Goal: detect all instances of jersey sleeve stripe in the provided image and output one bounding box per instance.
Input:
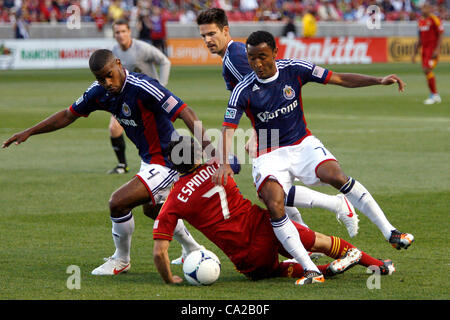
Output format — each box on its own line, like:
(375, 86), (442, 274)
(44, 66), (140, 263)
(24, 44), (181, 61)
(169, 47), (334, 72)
(127, 75), (165, 101)
(69, 105), (88, 117)
(170, 103), (187, 122)
(224, 56), (244, 82)
(153, 232), (173, 240)
(222, 122), (238, 128)
(229, 73), (255, 106)
(324, 70), (333, 84)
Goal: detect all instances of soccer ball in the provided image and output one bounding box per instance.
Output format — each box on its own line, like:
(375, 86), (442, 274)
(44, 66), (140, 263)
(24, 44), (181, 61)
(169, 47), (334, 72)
(183, 249), (221, 286)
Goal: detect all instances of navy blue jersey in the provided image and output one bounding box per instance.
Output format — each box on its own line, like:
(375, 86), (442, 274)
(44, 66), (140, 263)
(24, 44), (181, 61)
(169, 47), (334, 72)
(223, 59), (332, 155)
(222, 41), (253, 91)
(70, 70), (185, 166)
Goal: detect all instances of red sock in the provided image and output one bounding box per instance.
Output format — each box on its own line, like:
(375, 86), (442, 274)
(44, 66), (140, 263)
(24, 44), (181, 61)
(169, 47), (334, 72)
(327, 236), (382, 268)
(427, 72), (437, 94)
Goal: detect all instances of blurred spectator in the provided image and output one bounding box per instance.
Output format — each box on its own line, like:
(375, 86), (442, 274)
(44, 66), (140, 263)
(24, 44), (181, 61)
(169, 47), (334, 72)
(150, 5), (167, 55)
(240, 0), (258, 12)
(108, 0), (124, 22)
(302, 5), (317, 37)
(282, 13), (297, 38)
(137, 10), (152, 43)
(13, 9), (29, 38)
(316, 0), (342, 21)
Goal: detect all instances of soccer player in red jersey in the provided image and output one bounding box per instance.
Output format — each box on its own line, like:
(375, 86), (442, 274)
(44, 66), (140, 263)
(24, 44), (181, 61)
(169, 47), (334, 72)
(412, 2), (444, 105)
(152, 136), (396, 285)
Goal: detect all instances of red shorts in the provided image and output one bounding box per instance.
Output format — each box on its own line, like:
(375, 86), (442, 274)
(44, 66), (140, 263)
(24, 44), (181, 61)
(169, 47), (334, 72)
(236, 217), (316, 280)
(422, 47), (438, 69)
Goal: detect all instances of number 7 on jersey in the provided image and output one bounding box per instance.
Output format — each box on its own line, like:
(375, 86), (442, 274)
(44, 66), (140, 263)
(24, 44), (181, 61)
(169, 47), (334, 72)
(202, 185), (230, 220)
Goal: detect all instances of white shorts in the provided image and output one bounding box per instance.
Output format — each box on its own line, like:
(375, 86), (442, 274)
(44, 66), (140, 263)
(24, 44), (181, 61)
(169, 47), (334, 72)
(252, 136), (337, 194)
(135, 161), (178, 205)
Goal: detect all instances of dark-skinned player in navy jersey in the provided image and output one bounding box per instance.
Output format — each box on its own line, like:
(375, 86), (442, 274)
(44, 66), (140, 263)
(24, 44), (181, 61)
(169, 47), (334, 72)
(152, 136), (395, 285)
(2, 49), (215, 276)
(212, 31), (414, 283)
(196, 8), (359, 243)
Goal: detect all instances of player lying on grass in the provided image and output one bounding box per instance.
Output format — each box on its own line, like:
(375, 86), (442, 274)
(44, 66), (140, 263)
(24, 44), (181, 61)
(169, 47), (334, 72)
(212, 31), (414, 278)
(152, 136), (395, 285)
(1, 49), (215, 276)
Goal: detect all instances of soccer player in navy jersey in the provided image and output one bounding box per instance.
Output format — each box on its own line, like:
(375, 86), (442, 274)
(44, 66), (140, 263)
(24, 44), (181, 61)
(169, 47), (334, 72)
(2, 49), (212, 276)
(152, 136), (395, 285)
(196, 8), (359, 239)
(212, 31), (414, 280)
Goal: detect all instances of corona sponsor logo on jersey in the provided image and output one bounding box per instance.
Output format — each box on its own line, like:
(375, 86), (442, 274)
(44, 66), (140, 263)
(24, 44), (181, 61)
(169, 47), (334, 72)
(115, 117), (137, 127)
(257, 100), (298, 123)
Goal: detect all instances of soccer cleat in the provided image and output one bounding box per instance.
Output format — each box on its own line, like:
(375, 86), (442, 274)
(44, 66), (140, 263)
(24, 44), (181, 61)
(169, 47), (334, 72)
(171, 250), (186, 265)
(423, 94), (441, 105)
(171, 245), (205, 265)
(388, 230), (414, 250)
(378, 259), (396, 275)
(295, 270), (325, 286)
(327, 247), (362, 275)
(91, 257), (130, 275)
(335, 194), (359, 238)
(108, 163), (129, 174)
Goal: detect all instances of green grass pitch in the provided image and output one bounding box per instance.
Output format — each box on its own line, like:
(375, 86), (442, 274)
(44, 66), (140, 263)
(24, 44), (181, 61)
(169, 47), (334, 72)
(0, 63), (448, 300)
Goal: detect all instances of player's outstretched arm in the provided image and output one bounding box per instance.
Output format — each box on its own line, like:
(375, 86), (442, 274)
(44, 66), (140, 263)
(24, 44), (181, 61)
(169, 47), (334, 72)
(212, 126), (235, 186)
(328, 72), (405, 92)
(153, 239), (183, 284)
(2, 108), (78, 148)
(178, 105), (215, 158)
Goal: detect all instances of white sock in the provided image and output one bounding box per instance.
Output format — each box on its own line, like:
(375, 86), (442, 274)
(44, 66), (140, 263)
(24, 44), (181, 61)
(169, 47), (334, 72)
(271, 215), (319, 272)
(111, 212), (135, 263)
(284, 206), (309, 228)
(286, 185), (341, 213)
(341, 178), (395, 239)
(173, 219), (202, 253)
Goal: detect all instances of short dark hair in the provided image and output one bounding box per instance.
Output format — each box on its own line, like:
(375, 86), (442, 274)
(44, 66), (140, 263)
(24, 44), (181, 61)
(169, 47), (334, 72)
(168, 136), (202, 174)
(196, 8), (228, 29)
(112, 18), (130, 29)
(89, 49), (115, 72)
(246, 31), (276, 51)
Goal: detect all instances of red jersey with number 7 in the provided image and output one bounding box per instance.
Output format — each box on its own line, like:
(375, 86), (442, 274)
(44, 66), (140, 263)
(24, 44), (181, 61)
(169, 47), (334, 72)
(153, 163), (273, 266)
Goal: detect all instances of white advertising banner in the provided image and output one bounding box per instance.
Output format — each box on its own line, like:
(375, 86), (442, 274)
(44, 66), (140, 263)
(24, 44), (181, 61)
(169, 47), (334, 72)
(0, 38), (116, 70)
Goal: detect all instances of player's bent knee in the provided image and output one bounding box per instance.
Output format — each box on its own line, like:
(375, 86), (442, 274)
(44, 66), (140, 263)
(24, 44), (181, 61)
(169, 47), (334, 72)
(108, 195), (130, 218)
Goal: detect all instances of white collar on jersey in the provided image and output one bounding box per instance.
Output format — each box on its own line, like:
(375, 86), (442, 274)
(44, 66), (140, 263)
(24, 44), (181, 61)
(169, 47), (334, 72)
(120, 68), (129, 93)
(256, 65), (279, 84)
(221, 39), (234, 62)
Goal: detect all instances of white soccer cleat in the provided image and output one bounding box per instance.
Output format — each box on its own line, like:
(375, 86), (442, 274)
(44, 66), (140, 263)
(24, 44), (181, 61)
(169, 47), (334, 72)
(335, 194), (359, 238)
(171, 247), (187, 265)
(91, 257), (130, 275)
(328, 247), (362, 275)
(171, 245), (205, 265)
(423, 94), (441, 105)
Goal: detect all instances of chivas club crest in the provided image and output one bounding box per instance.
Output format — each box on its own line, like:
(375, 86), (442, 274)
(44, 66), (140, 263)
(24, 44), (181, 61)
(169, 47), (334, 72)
(122, 102), (131, 116)
(283, 85), (295, 100)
